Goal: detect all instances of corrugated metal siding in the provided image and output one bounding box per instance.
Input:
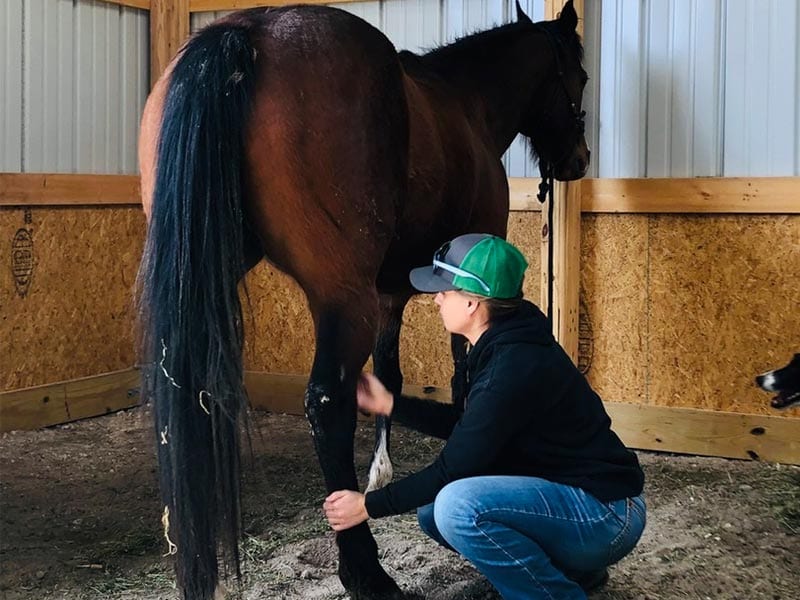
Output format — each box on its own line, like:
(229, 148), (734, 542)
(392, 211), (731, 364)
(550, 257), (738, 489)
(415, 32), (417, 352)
(723, 0), (798, 176)
(191, 0), (546, 177)
(597, 0), (799, 177)
(1, 1), (23, 172)
(3, 0), (148, 174)
(582, 0), (602, 179)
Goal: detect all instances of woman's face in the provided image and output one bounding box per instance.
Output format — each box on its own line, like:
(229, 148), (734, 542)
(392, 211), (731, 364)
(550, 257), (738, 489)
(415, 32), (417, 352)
(434, 290), (474, 336)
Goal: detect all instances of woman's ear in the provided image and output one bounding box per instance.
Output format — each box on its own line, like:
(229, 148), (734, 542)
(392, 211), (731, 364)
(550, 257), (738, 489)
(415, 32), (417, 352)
(465, 298), (480, 315)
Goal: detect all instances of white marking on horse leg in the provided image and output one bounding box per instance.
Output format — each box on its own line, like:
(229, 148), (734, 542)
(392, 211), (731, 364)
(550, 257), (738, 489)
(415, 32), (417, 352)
(340, 365), (346, 382)
(365, 428), (393, 492)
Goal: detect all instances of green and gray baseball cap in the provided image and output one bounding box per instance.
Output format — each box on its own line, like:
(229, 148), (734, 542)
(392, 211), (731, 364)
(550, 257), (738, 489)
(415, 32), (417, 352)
(410, 233), (528, 299)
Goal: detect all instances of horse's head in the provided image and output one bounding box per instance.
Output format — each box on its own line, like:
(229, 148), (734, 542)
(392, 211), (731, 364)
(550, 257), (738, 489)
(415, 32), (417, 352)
(518, 1), (589, 181)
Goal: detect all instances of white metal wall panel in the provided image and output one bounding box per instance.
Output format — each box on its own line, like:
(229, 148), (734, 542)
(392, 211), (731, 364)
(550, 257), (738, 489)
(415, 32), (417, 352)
(598, 0), (799, 177)
(598, 0), (645, 178)
(331, 2), (381, 29)
(382, 0), (441, 52)
(191, 11), (232, 32)
(1, 0), (23, 172)
(723, 0), (798, 176)
(643, 0), (723, 177)
(582, 0), (602, 178)
(8, 0), (148, 174)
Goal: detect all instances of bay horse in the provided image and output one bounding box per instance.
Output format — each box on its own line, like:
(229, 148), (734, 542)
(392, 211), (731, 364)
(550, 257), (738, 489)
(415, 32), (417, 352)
(137, 2), (588, 599)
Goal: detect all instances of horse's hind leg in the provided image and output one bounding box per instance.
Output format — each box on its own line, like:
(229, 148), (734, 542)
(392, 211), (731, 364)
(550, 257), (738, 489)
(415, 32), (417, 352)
(366, 293), (411, 492)
(304, 293), (403, 599)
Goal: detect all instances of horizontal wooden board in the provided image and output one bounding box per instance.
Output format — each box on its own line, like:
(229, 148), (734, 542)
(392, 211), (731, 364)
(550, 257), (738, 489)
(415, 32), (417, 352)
(580, 177), (800, 214)
(97, 0), (151, 9)
(605, 402), (800, 466)
(4, 174), (795, 213)
(0, 369), (141, 432)
(243, 372), (800, 465)
(510, 177), (800, 212)
(0, 174), (141, 206)
(4, 369), (796, 464)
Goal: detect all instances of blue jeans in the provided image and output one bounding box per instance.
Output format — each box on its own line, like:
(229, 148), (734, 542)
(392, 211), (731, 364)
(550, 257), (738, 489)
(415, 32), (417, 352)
(417, 476), (646, 599)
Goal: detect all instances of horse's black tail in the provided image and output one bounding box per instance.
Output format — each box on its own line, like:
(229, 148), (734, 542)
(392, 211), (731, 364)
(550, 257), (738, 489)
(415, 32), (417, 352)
(136, 22), (257, 600)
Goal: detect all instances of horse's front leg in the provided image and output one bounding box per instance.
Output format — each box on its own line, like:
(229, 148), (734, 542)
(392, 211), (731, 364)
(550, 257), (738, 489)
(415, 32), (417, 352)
(366, 293), (411, 492)
(305, 302), (403, 600)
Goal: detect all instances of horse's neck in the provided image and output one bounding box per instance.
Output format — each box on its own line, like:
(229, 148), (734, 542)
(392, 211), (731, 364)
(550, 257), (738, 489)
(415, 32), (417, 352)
(412, 31), (552, 155)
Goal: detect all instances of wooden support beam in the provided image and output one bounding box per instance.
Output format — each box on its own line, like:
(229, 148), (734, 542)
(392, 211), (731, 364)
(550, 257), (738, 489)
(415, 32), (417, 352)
(150, 0), (190, 87)
(552, 181), (581, 362)
(0, 369), (141, 432)
(243, 372), (800, 465)
(541, 0), (584, 358)
(0, 173), (141, 206)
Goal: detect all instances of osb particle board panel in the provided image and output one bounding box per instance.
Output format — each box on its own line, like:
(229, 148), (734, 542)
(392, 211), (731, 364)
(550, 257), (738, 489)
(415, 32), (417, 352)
(647, 215), (800, 415)
(581, 215), (649, 405)
(1, 207), (146, 391)
(242, 212), (543, 389)
(242, 262), (315, 374)
(581, 214), (800, 417)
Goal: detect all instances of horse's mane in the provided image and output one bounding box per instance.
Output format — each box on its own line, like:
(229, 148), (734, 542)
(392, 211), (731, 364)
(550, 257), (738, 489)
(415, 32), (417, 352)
(407, 19), (583, 81)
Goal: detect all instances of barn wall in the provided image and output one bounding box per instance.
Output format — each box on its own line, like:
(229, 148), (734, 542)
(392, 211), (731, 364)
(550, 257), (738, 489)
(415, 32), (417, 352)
(596, 0), (799, 177)
(0, 206), (145, 390)
(0, 0), (149, 174)
(581, 213), (800, 416)
(236, 210), (800, 418)
(1, 0), (797, 430)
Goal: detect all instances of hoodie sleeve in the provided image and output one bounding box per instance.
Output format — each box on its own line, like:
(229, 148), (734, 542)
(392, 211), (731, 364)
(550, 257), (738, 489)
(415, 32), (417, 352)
(365, 355), (533, 518)
(391, 393), (461, 439)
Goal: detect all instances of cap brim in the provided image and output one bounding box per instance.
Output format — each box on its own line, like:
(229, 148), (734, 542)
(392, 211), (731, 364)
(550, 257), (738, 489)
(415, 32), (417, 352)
(409, 266), (459, 293)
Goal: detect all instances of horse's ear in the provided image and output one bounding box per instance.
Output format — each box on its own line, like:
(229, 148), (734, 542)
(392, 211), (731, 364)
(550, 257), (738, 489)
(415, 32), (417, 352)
(558, 0), (579, 33)
(516, 0), (533, 25)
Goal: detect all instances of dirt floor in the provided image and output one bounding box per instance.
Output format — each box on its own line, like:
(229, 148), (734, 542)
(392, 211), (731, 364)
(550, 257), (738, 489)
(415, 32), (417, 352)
(1, 407), (798, 600)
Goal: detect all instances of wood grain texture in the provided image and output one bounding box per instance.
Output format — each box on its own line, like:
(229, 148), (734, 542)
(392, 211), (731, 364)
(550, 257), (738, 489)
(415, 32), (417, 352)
(582, 178), (800, 214)
(0, 174), (141, 206)
(97, 0), (151, 10)
(0, 369), (140, 432)
(1, 207), (146, 390)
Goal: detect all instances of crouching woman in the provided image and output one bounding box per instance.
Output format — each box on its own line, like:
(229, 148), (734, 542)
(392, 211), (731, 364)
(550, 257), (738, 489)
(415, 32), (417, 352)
(324, 234), (646, 599)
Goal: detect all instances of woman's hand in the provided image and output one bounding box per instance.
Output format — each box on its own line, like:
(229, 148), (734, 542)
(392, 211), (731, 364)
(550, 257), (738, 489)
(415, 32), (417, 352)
(323, 490), (369, 531)
(356, 372), (394, 416)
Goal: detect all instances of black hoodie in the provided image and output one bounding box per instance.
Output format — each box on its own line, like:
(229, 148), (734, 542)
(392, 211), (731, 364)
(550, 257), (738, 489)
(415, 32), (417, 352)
(365, 300), (644, 518)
